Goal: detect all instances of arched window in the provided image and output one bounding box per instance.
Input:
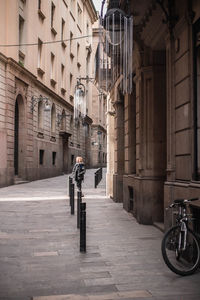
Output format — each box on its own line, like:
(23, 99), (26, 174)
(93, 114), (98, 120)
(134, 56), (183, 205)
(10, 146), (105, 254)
(38, 99), (43, 129)
(61, 109), (66, 131)
(51, 103), (56, 133)
(70, 115), (73, 129)
(77, 120), (80, 141)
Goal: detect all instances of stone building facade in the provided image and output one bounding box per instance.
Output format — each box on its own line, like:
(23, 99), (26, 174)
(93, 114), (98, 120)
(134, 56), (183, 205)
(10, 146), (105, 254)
(90, 22), (107, 169)
(0, 0), (97, 187)
(104, 0), (200, 230)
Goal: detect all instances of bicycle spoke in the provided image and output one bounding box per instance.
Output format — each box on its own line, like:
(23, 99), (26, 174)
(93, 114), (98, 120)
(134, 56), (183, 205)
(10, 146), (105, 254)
(162, 226), (200, 276)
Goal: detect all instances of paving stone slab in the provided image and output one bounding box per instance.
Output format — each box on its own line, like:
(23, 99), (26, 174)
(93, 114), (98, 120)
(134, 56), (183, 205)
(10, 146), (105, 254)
(0, 169), (200, 299)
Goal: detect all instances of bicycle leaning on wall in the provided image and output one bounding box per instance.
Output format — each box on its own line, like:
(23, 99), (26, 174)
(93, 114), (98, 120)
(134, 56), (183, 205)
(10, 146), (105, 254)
(161, 197), (200, 276)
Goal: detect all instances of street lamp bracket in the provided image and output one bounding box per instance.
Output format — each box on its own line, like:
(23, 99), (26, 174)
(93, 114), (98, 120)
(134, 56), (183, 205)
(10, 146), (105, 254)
(57, 112), (71, 126)
(31, 96), (51, 113)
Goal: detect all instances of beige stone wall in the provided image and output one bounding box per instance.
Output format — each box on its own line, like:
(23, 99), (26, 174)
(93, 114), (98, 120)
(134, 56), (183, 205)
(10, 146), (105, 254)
(163, 5), (200, 228)
(0, 0), (97, 187)
(106, 94), (115, 197)
(106, 0), (200, 227)
(124, 92), (136, 175)
(174, 20), (191, 181)
(0, 55), (10, 186)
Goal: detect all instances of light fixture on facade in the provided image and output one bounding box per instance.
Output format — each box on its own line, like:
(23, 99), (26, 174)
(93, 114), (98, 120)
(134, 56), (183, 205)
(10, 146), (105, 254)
(31, 96), (51, 113)
(74, 79), (86, 121)
(74, 76), (99, 126)
(57, 112), (70, 126)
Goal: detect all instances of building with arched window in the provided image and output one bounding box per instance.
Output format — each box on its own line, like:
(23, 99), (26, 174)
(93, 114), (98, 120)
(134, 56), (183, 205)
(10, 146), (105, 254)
(0, 0), (97, 187)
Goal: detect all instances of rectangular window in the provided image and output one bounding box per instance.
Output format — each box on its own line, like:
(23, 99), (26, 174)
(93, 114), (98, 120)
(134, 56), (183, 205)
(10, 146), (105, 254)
(77, 43), (81, 71)
(194, 19), (200, 180)
(128, 186), (134, 213)
(61, 18), (65, 41)
(38, 39), (42, 68)
(196, 47), (200, 179)
(98, 152), (101, 163)
(61, 64), (65, 89)
(19, 15), (24, 50)
(77, 42), (80, 58)
(51, 52), (55, 79)
(52, 152), (56, 165)
(38, 0), (41, 9)
(70, 31), (73, 54)
(70, 73), (73, 95)
(77, 4), (82, 28)
(71, 154), (74, 165)
(71, 0), (75, 15)
(86, 22), (89, 43)
(51, 2), (55, 28)
(39, 149), (44, 165)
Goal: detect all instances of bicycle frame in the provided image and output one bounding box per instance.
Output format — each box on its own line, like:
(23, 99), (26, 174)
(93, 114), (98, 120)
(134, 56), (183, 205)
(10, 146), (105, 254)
(179, 220), (187, 251)
(162, 197), (200, 276)
(176, 206), (188, 251)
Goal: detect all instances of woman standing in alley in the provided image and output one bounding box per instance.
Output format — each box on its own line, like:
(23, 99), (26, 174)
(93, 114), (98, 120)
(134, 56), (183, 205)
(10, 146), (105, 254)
(72, 156), (86, 195)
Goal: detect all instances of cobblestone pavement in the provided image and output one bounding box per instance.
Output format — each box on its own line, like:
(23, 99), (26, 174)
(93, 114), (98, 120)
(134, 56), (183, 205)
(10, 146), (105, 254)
(0, 169), (199, 300)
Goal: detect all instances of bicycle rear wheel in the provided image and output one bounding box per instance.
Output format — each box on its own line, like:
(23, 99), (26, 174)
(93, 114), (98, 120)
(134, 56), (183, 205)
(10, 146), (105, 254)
(161, 225), (200, 276)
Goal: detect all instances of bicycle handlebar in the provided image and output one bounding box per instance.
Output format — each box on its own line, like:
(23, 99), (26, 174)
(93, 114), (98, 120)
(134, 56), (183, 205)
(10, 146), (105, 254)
(188, 197), (199, 202)
(167, 198), (199, 209)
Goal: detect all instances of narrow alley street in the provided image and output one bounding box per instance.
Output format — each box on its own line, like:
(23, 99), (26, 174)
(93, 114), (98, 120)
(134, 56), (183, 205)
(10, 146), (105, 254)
(0, 169), (199, 300)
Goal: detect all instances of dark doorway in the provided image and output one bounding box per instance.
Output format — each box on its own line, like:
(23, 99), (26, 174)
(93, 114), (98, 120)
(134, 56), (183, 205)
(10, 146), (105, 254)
(14, 94), (25, 179)
(63, 139), (69, 173)
(14, 101), (19, 175)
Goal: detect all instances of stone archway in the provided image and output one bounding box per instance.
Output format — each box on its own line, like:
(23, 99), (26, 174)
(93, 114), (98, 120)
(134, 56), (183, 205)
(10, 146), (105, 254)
(14, 94), (25, 178)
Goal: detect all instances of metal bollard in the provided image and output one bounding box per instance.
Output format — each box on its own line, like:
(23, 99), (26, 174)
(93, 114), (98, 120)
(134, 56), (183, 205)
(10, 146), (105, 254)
(95, 173), (97, 188)
(69, 176), (72, 202)
(77, 191), (82, 228)
(80, 202), (86, 252)
(71, 183), (74, 215)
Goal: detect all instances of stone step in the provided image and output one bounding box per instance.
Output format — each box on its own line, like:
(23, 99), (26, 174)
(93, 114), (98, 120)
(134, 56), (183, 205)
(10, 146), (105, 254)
(33, 290), (152, 300)
(14, 176), (29, 185)
(153, 221), (164, 232)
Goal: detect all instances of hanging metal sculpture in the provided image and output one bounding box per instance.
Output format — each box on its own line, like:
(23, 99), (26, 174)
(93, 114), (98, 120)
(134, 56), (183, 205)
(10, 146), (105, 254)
(74, 80), (86, 122)
(98, 5), (133, 94)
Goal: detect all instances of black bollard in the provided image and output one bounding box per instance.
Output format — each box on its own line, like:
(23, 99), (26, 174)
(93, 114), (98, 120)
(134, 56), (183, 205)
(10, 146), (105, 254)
(95, 173), (97, 188)
(77, 191), (82, 228)
(69, 176), (72, 202)
(80, 202), (86, 252)
(71, 183), (74, 215)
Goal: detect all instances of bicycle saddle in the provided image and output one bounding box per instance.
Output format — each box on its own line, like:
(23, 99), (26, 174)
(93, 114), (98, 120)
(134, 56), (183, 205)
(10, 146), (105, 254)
(174, 199), (185, 204)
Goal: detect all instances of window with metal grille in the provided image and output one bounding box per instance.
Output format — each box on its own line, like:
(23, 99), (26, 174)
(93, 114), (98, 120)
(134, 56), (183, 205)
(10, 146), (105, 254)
(52, 152), (56, 165)
(39, 150), (44, 165)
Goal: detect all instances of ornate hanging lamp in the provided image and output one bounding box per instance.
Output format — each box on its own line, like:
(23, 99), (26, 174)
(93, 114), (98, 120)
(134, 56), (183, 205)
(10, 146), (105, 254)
(99, 1), (133, 94)
(103, 8), (126, 46)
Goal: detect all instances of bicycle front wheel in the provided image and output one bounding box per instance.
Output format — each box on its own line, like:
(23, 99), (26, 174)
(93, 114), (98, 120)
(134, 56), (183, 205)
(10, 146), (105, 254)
(161, 225), (200, 276)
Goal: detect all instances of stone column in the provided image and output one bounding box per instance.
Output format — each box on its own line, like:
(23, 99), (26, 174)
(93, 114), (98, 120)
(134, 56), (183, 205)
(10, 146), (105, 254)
(124, 92), (136, 175)
(106, 110), (115, 198)
(113, 95), (124, 203)
(136, 52), (167, 224)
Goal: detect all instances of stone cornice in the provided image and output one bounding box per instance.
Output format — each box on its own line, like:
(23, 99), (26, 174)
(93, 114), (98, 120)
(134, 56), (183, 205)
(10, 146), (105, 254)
(7, 57), (37, 81)
(93, 27), (100, 36)
(36, 78), (73, 112)
(173, 15), (189, 39)
(0, 52), (8, 63)
(83, 0), (98, 24)
(92, 124), (107, 133)
(3, 55), (74, 112)
(84, 115), (93, 124)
